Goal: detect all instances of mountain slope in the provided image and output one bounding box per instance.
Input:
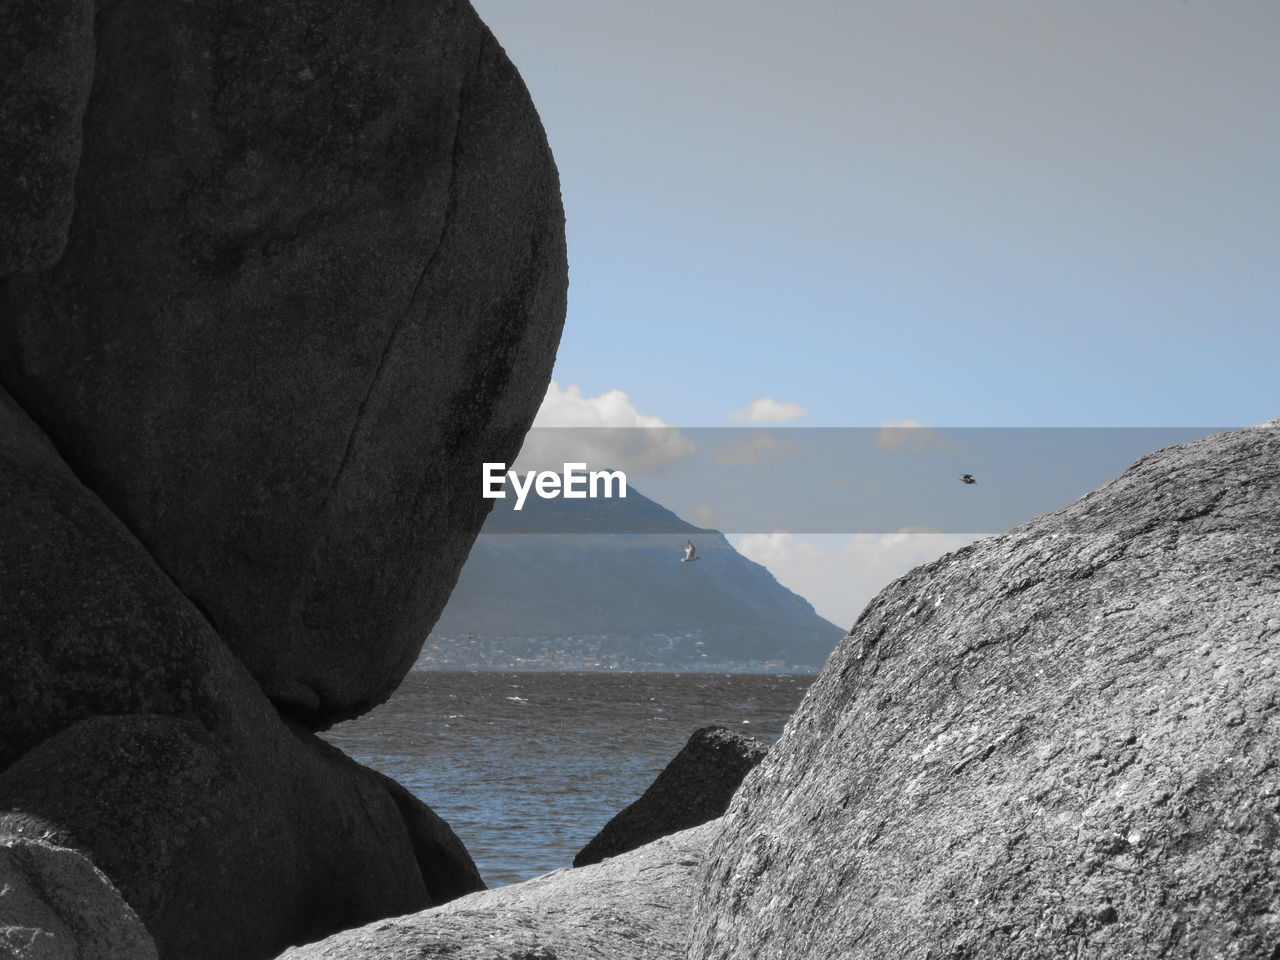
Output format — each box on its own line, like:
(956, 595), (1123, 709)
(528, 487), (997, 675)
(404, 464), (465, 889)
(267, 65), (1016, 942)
(421, 485), (842, 671)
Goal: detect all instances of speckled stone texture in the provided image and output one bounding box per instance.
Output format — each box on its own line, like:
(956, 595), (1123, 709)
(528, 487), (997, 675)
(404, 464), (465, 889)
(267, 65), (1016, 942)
(0, 837), (158, 960)
(0, 0), (567, 728)
(0, 389), (482, 960)
(575, 725), (768, 866)
(0, 0), (94, 274)
(278, 821), (718, 960)
(690, 422), (1280, 960)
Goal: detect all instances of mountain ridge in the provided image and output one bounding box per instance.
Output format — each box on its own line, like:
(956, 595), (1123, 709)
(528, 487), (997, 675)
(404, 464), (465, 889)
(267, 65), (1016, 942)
(419, 484), (842, 672)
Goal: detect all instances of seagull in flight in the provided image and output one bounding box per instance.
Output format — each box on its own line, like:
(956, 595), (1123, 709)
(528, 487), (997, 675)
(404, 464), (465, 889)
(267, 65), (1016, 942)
(681, 540), (701, 562)
(959, 474), (977, 485)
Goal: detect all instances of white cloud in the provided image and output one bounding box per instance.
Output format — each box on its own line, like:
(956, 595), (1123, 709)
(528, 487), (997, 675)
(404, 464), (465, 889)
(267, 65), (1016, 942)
(515, 381), (695, 475)
(873, 418), (951, 452)
(728, 397), (807, 423)
(730, 531), (983, 629)
(712, 431), (805, 465)
(533, 381), (668, 429)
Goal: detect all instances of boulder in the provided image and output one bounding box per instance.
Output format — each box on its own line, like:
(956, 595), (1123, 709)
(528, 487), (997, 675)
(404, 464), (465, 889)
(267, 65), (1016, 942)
(278, 821), (719, 960)
(0, 386), (257, 773)
(0, 0), (94, 274)
(0, 0), (567, 727)
(690, 422), (1280, 960)
(0, 388), (482, 960)
(367, 770), (488, 906)
(574, 725), (768, 866)
(0, 837), (158, 960)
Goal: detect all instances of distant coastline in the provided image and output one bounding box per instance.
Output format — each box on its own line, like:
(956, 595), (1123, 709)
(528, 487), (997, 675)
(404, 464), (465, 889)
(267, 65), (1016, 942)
(416, 633), (823, 675)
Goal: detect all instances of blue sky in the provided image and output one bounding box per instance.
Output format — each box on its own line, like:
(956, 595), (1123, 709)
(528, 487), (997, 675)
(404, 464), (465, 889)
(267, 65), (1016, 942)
(473, 1), (1279, 625)
(474, 0), (1277, 429)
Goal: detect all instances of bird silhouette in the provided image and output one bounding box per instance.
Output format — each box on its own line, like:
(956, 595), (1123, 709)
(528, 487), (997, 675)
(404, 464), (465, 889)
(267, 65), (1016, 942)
(959, 474), (977, 485)
(681, 540), (701, 562)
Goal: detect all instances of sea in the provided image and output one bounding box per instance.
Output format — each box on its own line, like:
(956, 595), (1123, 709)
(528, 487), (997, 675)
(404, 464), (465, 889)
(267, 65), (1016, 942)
(322, 670), (815, 887)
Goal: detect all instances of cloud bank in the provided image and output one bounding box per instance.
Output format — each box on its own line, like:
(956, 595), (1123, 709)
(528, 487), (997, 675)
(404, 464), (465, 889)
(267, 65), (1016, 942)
(534, 381), (670, 430)
(873, 418), (952, 452)
(515, 381), (695, 475)
(728, 397), (807, 423)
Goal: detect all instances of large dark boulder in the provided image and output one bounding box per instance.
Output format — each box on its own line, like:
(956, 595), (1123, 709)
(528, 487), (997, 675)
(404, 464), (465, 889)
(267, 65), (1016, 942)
(0, 388), (482, 960)
(691, 422), (1280, 960)
(0, 386), (255, 773)
(575, 725), (768, 867)
(0, 0), (567, 727)
(0, 0), (94, 274)
(279, 821), (719, 960)
(0, 717), (462, 960)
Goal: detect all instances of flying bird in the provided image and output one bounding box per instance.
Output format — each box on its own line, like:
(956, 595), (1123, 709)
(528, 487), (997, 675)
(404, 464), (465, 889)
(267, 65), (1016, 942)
(681, 540), (701, 562)
(959, 474), (977, 485)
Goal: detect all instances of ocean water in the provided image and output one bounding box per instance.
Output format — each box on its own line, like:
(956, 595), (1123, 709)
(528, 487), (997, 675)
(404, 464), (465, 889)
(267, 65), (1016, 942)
(322, 670), (815, 887)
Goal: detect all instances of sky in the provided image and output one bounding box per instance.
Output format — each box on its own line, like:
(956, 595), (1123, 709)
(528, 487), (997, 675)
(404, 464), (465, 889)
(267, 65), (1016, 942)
(473, 0), (1280, 627)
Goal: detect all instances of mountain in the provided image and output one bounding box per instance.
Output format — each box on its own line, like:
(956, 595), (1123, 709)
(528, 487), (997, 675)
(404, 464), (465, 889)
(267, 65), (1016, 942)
(419, 484), (843, 672)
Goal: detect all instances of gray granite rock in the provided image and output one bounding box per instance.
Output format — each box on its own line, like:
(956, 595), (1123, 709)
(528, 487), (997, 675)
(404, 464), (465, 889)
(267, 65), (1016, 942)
(0, 0), (567, 727)
(0, 837), (158, 960)
(575, 725), (768, 866)
(691, 422), (1280, 960)
(0, 388), (482, 960)
(278, 821), (718, 960)
(0, 0), (94, 274)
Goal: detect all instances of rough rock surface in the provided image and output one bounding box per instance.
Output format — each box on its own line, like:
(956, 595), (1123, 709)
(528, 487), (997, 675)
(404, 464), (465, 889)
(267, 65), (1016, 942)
(575, 725), (768, 866)
(691, 422), (1280, 960)
(0, 389), (482, 960)
(0, 0), (567, 727)
(0, 0), (94, 274)
(0, 386), (254, 773)
(279, 821), (718, 960)
(0, 837), (158, 960)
